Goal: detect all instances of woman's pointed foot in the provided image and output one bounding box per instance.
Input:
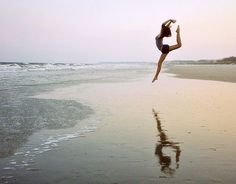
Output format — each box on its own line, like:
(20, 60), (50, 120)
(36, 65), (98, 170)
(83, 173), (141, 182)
(152, 76), (158, 83)
(176, 25), (180, 33)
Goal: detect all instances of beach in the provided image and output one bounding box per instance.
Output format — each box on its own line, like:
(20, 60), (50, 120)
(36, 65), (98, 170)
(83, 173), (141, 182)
(0, 63), (236, 184)
(166, 64), (236, 83)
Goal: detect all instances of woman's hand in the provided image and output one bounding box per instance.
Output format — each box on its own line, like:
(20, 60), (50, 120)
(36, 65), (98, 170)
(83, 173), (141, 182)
(162, 19), (176, 27)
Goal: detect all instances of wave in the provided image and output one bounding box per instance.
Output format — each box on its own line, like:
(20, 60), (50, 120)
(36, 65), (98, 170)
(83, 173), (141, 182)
(0, 62), (154, 72)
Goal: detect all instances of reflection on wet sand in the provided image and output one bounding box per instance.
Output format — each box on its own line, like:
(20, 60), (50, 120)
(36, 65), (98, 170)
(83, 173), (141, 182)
(152, 109), (181, 176)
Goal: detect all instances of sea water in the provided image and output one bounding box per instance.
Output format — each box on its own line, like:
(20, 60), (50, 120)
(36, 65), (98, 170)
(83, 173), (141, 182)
(0, 62), (154, 183)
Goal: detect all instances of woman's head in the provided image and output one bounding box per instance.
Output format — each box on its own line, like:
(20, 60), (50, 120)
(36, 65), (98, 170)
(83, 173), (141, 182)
(161, 25), (171, 38)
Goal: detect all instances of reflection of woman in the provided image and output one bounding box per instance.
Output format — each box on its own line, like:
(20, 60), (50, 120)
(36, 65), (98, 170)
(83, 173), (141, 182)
(152, 109), (181, 175)
(152, 19), (182, 82)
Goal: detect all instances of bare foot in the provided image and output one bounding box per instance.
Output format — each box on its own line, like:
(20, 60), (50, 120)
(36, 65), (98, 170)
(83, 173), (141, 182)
(152, 76), (158, 83)
(176, 25), (180, 33)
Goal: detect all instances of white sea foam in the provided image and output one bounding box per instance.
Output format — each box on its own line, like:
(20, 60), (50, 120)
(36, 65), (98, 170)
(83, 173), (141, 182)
(1, 175), (14, 179)
(2, 124), (97, 179)
(3, 167), (16, 170)
(0, 62), (153, 72)
(14, 152), (24, 155)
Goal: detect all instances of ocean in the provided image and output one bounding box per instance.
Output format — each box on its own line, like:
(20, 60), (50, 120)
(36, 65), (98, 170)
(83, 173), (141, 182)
(0, 62), (154, 183)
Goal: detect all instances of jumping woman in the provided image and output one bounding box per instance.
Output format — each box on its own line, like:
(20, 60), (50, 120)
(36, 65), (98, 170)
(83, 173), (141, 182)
(152, 19), (182, 83)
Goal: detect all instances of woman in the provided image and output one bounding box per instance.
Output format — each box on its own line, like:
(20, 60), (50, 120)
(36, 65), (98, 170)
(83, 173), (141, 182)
(152, 19), (182, 83)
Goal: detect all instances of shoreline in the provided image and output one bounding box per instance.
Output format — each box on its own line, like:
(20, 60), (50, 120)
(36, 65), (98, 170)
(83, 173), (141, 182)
(1, 64), (236, 183)
(165, 64), (236, 83)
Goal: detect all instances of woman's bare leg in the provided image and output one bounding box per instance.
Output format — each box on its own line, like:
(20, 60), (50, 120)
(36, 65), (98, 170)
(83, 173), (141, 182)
(169, 25), (182, 52)
(152, 26), (181, 83)
(152, 53), (168, 83)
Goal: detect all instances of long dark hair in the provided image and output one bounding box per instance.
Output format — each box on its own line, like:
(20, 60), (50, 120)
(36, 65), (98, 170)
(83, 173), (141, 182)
(160, 25), (171, 38)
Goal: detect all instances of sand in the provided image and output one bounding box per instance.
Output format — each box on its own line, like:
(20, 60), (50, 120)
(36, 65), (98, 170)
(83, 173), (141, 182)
(165, 64), (236, 83)
(13, 71), (235, 184)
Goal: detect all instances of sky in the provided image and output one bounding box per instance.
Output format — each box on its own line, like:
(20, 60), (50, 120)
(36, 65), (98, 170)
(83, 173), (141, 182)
(0, 0), (236, 63)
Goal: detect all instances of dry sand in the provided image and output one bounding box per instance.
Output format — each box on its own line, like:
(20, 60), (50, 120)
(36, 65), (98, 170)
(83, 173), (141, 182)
(165, 64), (236, 83)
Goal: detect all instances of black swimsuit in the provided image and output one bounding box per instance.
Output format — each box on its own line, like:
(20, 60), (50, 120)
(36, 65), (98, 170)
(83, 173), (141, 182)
(155, 36), (169, 54)
(155, 24), (170, 54)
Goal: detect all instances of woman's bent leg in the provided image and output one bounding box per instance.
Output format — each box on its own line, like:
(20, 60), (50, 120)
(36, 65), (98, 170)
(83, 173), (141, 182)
(169, 25), (182, 52)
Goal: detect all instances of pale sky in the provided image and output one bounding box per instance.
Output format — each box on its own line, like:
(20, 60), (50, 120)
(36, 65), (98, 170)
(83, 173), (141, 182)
(1, 0), (236, 63)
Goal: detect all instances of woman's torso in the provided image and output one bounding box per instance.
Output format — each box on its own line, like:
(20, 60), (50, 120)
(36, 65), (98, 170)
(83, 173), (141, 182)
(155, 35), (163, 51)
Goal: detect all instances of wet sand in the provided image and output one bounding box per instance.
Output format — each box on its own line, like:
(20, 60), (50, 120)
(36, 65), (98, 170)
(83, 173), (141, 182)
(12, 72), (236, 184)
(165, 64), (236, 83)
